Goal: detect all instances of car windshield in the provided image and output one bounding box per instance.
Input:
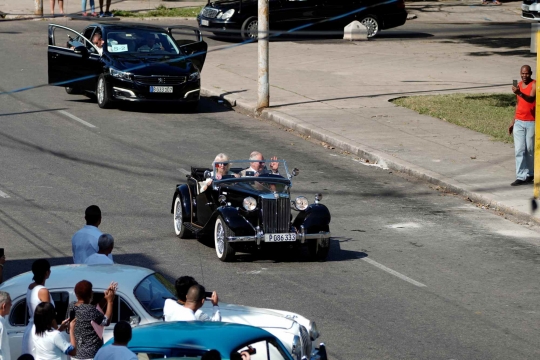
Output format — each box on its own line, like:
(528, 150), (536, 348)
(134, 273), (176, 318)
(105, 30), (180, 55)
(211, 159), (293, 181)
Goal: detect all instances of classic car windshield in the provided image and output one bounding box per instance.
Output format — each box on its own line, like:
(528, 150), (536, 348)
(105, 30), (180, 55)
(134, 273), (176, 318)
(211, 159), (293, 181)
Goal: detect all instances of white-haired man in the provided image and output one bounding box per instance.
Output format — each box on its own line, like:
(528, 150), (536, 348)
(0, 291), (12, 360)
(240, 151), (279, 177)
(85, 234), (115, 265)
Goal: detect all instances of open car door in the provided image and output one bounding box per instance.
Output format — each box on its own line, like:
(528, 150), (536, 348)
(48, 24), (102, 90)
(167, 26), (207, 71)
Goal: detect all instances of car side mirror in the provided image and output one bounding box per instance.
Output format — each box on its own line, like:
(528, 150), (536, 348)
(129, 315), (140, 327)
(73, 45), (89, 57)
(292, 168), (300, 176)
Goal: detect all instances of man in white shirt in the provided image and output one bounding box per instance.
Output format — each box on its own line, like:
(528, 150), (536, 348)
(170, 276), (221, 321)
(92, 33), (104, 56)
(163, 285), (208, 322)
(0, 291), (12, 360)
(72, 205), (113, 264)
(94, 321), (137, 360)
(240, 151), (280, 177)
(85, 234), (115, 265)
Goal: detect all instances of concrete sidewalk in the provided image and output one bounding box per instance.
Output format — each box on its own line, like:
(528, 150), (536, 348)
(199, 26), (538, 223)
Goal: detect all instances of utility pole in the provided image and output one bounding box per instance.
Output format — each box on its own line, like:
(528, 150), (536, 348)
(35, 0), (43, 16)
(257, 0), (269, 110)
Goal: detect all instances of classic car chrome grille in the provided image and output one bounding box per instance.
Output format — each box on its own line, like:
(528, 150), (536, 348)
(261, 197), (290, 233)
(299, 325), (312, 358)
(202, 7), (219, 18)
(133, 75), (187, 85)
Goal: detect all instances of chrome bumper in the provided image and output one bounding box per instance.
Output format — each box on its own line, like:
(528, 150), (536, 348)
(227, 230), (331, 244)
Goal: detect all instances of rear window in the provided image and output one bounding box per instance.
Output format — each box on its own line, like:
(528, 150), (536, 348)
(134, 273), (176, 318)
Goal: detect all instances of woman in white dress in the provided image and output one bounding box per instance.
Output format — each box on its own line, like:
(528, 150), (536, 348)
(21, 259), (54, 356)
(33, 302), (76, 360)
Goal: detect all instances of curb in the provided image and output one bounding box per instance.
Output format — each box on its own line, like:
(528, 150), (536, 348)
(200, 86), (539, 225)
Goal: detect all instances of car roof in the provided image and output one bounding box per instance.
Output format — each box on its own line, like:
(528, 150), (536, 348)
(126, 321), (277, 353)
(0, 264), (154, 297)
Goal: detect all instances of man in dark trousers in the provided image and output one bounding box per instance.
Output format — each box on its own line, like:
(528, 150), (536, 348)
(99, 0), (113, 17)
(509, 65), (536, 186)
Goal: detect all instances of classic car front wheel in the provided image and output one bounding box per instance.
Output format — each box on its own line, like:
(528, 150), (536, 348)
(174, 195), (192, 239)
(308, 240), (330, 261)
(214, 216), (235, 262)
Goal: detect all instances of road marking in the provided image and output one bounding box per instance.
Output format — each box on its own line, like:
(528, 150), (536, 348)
(57, 110), (96, 128)
(178, 168), (190, 176)
(0, 190), (10, 198)
(387, 222), (422, 229)
(362, 257), (427, 288)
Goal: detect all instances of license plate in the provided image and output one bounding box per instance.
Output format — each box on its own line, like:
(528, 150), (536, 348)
(265, 233), (297, 242)
(201, 19), (209, 26)
(150, 86), (173, 93)
(522, 4), (529, 11)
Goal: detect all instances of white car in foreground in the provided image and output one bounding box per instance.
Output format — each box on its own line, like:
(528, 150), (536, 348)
(0, 264), (324, 360)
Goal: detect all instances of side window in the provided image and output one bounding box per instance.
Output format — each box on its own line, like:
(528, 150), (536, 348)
(233, 340), (288, 360)
(51, 27), (85, 49)
(91, 294), (136, 323)
(10, 300), (29, 326)
(50, 292), (70, 325)
(119, 297), (135, 322)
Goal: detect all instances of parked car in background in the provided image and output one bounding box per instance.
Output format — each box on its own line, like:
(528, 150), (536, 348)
(522, 0), (540, 20)
(197, 0), (407, 39)
(0, 265), (324, 360)
(104, 321), (328, 360)
(48, 23), (206, 110)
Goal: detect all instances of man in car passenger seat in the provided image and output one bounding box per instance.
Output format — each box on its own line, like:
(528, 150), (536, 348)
(92, 33), (104, 55)
(240, 151), (279, 177)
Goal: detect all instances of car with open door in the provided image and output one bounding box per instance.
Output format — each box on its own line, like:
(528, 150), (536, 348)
(171, 159), (331, 262)
(47, 23), (207, 110)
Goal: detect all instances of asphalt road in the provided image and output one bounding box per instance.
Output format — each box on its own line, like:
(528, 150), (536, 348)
(1, 19), (540, 359)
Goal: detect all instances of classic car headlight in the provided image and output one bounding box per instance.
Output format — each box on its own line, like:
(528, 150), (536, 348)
(294, 196), (309, 211)
(243, 197), (257, 211)
(217, 9), (235, 20)
(188, 71), (200, 81)
(308, 321), (320, 340)
(109, 68), (133, 81)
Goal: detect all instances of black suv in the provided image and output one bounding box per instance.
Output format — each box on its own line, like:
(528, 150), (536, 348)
(197, 0), (407, 39)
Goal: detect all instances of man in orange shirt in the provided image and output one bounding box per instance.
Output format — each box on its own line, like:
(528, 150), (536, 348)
(509, 65), (536, 186)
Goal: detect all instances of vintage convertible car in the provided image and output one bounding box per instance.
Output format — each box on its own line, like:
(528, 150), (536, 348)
(104, 321), (327, 360)
(0, 265), (324, 360)
(171, 160), (331, 262)
(47, 23), (207, 110)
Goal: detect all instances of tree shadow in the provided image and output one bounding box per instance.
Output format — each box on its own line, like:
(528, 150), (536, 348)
(447, 35), (533, 56)
(463, 93), (516, 107)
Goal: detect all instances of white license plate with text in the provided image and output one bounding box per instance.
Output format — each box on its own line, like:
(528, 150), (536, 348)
(265, 233), (297, 242)
(150, 86), (173, 93)
(201, 19), (209, 26)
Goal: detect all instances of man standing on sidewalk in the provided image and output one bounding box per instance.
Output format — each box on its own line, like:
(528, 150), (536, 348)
(509, 65), (536, 186)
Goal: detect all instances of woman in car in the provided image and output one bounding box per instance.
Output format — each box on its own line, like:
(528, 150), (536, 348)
(66, 280), (116, 360)
(33, 302), (77, 359)
(198, 153), (239, 193)
(21, 259), (55, 356)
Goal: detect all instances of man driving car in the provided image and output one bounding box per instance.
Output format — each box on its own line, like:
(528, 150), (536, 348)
(138, 33), (163, 52)
(240, 151), (279, 177)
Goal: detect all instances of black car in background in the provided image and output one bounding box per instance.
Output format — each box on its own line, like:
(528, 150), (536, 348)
(47, 23), (207, 110)
(197, 0), (407, 39)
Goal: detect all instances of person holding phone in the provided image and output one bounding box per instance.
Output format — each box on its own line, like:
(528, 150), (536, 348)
(509, 65), (536, 186)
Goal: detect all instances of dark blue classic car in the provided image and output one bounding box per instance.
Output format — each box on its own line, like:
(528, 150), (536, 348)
(103, 321), (326, 360)
(171, 160), (331, 262)
(47, 23), (207, 110)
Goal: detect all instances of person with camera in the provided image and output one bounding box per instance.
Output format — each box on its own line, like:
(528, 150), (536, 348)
(166, 276), (221, 322)
(163, 284), (218, 321)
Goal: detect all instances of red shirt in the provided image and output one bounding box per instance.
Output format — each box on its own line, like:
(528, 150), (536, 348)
(515, 80), (536, 121)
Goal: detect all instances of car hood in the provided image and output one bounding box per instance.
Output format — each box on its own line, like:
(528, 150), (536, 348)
(203, 301), (296, 330)
(109, 55), (194, 75)
(208, 0), (256, 10)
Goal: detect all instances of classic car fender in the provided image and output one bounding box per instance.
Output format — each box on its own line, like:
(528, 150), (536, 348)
(205, 206), (256, 237)
(293, 203), (331, 233)
(170, 184), (192, 221)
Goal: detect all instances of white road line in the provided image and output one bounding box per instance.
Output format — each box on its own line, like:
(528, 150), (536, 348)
(178, 168), (190, 176)
(362, 257), (426, 288)
(0, 190), (10, 198)
(57, 110), (96, 128)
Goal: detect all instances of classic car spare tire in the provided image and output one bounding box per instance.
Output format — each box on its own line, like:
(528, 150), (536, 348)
(96, 74), (113, 109)
(174, 195), (192, 239)
(360, 15), (379, 38)
(214, 216), (236, 262)
(308, 240), (329, 262)
(241, 17), (258, 41)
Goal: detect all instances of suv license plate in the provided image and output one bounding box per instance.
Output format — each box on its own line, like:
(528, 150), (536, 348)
(265, 233), (297, 242)
(201, 19), (209, 26)
(150, 86), (173, 93)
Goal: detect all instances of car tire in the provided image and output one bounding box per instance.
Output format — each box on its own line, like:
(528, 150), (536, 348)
(308, 239), (330, 262)
(360, 15), (379, 38)
(96, 74), (113, 109)
(240, 17), (259, 41)
(174, 195), (192, 239)
(65, 87), (81, 95)
(214, 216), (235, 262)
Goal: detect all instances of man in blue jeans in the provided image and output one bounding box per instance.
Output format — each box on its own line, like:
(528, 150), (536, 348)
(509, 65), (536, 186)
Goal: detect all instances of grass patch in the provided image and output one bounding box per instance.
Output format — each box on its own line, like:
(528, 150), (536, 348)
(391, 93), (517, 143)
(112, 5), (203, 18)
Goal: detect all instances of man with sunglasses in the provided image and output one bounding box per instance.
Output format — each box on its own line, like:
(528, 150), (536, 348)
(92, 33), (104, 55)
(240, 151), (279, 177)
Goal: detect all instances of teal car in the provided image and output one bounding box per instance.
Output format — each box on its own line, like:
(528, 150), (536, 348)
(103, 321), (327, 360)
